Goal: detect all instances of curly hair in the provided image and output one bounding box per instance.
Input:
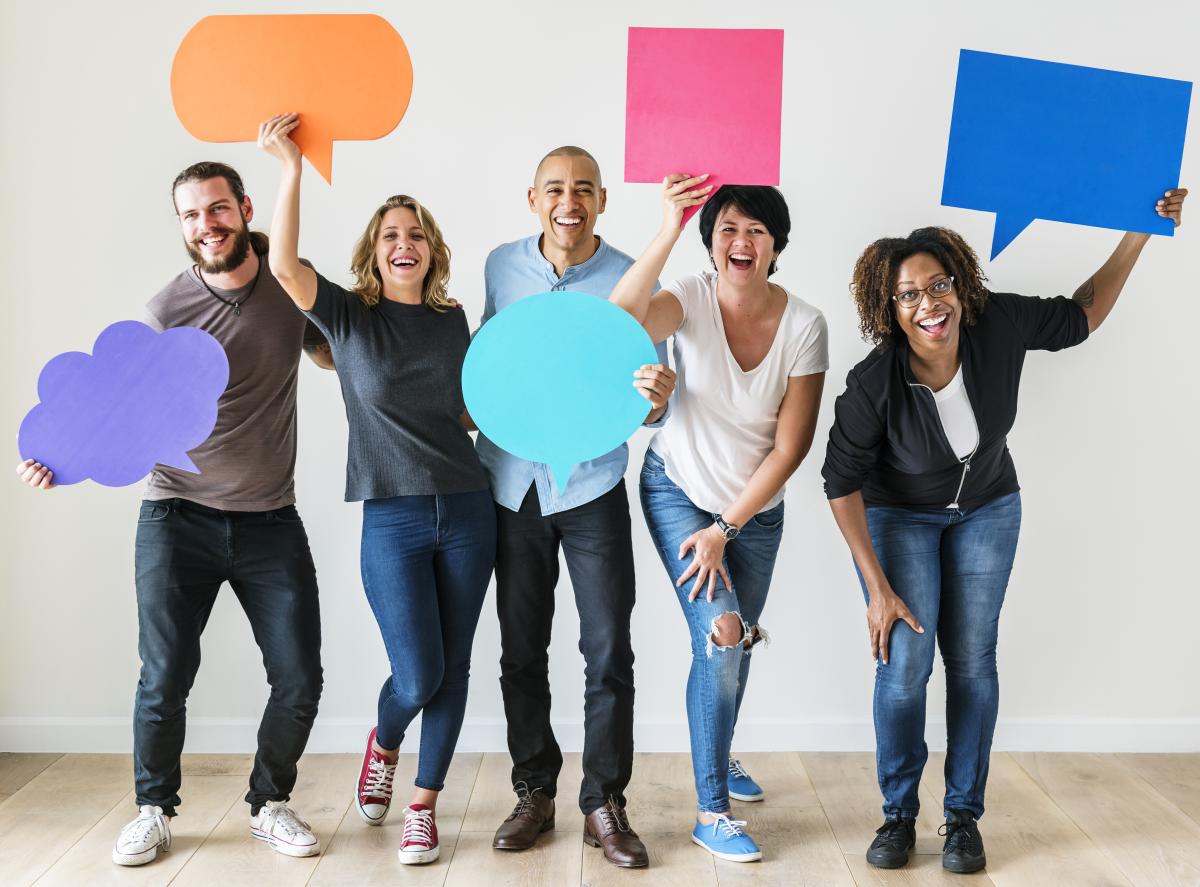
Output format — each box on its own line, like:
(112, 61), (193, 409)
(348, 195), (453, 311)
(849, 227), (989, 344)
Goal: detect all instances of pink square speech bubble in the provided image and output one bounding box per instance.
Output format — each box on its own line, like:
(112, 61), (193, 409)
(625, 27), (785, 223)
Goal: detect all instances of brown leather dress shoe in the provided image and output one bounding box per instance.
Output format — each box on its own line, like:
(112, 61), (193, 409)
(584, 798), (649, 868)
(492, 783), (555, 851)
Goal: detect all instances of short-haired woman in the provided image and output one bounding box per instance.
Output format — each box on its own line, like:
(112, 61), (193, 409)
(259, 113), (496, 866)
(822, 189), (1187, 874)
(611, 176), (828, 862)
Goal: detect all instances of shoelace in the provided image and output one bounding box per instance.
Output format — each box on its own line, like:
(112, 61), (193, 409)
(938, 818), (979, 852)
(124, 807), (171, 851)
(598, 797), (632, 833)
(261, 802), (311, 838)
(361, 756), (396, 800)
(705, 812), (749, 839)
(403, 808), (435, 848)
(728, 759), (752, 780)
(875, 818), (912, 847)
(508, 781), (543, 819)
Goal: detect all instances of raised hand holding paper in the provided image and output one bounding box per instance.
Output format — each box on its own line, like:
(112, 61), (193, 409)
(625, 27), (784, 224)
(171, 14), (413, 184)
(462, 292), (657, 492)
(18, 321), (229, 487)
(942, 49), (1192, 259)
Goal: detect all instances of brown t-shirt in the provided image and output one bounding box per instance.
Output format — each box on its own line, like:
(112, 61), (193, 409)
(142, 256), (324, 511)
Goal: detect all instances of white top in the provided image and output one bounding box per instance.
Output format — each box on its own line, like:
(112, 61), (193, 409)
(650, 272), (829, 515)
(932, 365), (979, 460)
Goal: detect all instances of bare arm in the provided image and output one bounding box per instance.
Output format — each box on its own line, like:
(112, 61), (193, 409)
(723, 373), (824, 527)
(674, 373), (823, 602)
(1073, 188), (1187, 333)
(303, 340), (335, 370)
(258, 114), (317, 311)
(609, 174), (711, 344)
(828, 491), (923, 663)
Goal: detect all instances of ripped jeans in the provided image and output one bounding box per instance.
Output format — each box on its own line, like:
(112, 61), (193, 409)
(640, 450), (784, 813)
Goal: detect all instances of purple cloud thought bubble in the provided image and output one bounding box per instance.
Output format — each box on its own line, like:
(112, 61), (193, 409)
(18, 320), (229, 486)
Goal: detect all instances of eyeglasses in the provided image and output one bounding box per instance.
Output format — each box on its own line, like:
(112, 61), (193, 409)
(893, 276), (954, 307)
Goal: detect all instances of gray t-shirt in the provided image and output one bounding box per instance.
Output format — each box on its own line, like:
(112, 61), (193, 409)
(305, 273), (488, 502)
(143, 255), (325, 510)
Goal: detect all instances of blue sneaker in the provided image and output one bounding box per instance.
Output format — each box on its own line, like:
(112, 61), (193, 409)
(691, 813), (762, 862)
(727, 759), (764, 802)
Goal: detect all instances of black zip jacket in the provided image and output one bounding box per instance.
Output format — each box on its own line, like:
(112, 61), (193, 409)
(822, 291), (1089, 511)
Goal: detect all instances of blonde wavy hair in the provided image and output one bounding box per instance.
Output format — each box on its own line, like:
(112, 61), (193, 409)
(348, 195), (453, 310)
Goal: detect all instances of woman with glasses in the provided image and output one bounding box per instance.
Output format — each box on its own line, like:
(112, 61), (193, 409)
(821, 188), (1187, 875)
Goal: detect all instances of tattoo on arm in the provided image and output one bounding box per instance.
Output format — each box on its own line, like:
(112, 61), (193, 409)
(304, 342), (332, 355)
(1072, 277), (1096, 309)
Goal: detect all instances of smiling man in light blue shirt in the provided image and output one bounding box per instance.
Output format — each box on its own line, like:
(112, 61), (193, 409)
(480, 146), (674, 868)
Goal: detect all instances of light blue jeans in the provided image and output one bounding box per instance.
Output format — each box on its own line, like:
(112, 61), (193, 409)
(640, 450), (784, 813)
(857, 491), (1021, 821)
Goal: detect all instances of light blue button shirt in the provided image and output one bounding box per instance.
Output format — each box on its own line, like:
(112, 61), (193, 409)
(476, 234), (667, 516)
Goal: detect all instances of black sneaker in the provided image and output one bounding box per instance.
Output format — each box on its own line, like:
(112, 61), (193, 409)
(940, 809), (986, 873)
(866, 817), (916, 868)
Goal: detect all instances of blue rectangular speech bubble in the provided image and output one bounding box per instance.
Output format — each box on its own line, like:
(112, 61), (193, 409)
(942, 49), (1191, 259)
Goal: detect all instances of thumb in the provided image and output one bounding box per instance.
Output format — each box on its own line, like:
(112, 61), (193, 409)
(902, 608), (924, 634)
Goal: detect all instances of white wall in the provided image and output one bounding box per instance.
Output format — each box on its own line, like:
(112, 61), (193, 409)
(2, 0), (1197, 755)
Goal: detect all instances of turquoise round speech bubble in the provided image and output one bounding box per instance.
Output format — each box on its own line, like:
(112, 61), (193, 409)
(463, 291), (658, 491)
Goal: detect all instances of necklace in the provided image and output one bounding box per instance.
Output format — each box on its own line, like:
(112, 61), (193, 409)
(197, 254), (262, 316)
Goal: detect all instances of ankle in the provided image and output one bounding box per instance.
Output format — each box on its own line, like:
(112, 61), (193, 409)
(411, 788), (439, 811)
(371, 739), (399, 762)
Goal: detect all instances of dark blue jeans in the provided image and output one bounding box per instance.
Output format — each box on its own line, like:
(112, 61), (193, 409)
(495, 481), (637, 815)
(361, 490), (496, 791)
(640, 450), (784, 814)
(133, 498), (323, 816)
(858, 491), (1022, 821)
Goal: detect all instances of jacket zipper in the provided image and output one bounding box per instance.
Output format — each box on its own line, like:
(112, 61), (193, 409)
(908, 381), (979, 510)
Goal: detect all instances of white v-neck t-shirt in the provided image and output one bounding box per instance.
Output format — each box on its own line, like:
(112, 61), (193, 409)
(932, 365), (979, 460)
(649, 272), (829, 514)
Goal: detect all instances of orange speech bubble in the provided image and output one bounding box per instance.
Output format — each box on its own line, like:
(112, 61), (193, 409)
(171, 15), (412, 183)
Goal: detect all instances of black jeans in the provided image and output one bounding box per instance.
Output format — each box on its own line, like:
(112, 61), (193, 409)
(133, 498), (322, 816)
(496, 482), (636, 815)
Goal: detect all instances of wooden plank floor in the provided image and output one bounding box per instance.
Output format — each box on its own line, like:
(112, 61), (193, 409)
(0, 751), (1196, 886)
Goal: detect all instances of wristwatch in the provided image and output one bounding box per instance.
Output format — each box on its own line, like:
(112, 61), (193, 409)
(714, 514), (740, 541)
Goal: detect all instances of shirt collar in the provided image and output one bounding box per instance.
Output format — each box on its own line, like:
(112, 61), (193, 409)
(526, 234), (609, 282)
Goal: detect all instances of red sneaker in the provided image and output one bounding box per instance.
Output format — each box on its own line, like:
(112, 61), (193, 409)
(398, 804), (439, 864)
(354, 727), (397, 826)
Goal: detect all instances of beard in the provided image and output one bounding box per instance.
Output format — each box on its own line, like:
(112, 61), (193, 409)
(185, 216), (253, 275)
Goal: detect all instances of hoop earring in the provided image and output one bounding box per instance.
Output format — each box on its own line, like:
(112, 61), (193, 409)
(768, 260), (778, 276)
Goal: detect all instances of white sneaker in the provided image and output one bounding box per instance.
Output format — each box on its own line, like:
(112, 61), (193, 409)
(112, 805), (171, 866)
(249, 800), (320, 857)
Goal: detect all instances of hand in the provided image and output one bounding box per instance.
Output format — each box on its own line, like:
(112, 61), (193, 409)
(15, 459), (55, 490)
(866, 586), (923, 664)
(677, 524), (733, 602)
(257, 113), (302, 166)
(633, 363), (676, 411)
(446, 297), (462, 309)
(660, 174), (712, 233)
(1156, 188), (1188, 227)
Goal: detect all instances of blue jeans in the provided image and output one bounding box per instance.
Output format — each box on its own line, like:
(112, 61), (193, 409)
(640, 450), (784, 813)
(859, 491), (1022, 821)
(360, 490), (496, 791)
(133, 499), (323, 817)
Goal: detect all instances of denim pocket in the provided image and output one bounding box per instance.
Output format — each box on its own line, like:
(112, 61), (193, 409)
(138, 502), (171, 522)
(639, 451), (676, 492)
(751, 502), (785, 530)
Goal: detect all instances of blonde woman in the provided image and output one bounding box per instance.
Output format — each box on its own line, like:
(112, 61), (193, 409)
(259, 113), (495, 866)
